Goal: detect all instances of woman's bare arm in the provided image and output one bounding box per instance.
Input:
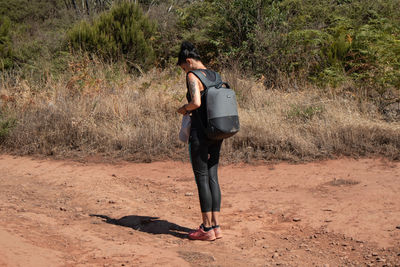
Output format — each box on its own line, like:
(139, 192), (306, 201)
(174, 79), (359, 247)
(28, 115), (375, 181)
(177, 73), (203, 114)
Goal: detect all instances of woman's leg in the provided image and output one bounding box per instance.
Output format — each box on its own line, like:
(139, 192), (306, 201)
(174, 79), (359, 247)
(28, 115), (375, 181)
(208, 140), (222, 213)
(208, 140), (222, 227)
(211, 212), (219, 226)
(189, 129), (213, 221)
(201, 212), (213, 228)
(188, 131), (219, 240)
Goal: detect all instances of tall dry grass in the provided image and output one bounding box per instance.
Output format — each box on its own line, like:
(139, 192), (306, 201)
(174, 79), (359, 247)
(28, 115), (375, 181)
(1, 57), (399, 162)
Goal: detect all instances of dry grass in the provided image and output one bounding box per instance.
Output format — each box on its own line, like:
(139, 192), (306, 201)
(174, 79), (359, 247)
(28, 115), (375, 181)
(1, 57), (399, 162)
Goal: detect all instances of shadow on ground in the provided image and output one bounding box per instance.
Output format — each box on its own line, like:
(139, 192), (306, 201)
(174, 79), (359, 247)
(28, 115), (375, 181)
(90, 214), (193, 239)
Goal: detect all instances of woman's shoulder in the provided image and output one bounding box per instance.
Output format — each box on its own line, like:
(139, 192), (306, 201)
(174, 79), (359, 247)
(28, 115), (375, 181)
(187, 72), (199, 82)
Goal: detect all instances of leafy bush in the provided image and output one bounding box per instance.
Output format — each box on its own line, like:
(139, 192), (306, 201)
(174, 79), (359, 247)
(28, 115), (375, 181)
(0, 113), (16, 144)
(287, 104), (324, 122)
(0, 0), (63, 23)
(67, 2), (156, 71)
(0, 0), (78, 77)
(177, 0), (400, 93)
(0, 16), (13, 69)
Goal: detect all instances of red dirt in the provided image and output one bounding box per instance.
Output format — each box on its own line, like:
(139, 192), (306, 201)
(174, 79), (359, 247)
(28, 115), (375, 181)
(0, 155), (399, 266)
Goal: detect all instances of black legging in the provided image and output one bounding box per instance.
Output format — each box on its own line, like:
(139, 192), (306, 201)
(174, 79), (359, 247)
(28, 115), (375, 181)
(189, 127), (223, 212)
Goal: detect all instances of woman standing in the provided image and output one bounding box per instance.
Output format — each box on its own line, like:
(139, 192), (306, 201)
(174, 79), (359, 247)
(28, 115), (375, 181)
(176, 41), (223, 241)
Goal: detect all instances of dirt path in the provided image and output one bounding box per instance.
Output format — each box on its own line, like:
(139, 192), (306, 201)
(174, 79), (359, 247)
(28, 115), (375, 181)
(0, 155), (399, 266)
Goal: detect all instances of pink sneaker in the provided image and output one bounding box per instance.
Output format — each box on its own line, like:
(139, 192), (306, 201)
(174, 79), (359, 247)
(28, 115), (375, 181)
(213, 226), (222, 239)
(188, 225), (216, 241)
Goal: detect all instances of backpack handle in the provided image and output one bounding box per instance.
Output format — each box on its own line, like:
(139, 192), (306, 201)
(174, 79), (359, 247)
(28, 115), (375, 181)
(217, 82), (230, 89)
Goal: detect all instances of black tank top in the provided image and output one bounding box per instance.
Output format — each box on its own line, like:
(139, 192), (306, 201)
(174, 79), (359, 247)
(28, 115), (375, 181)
(186, 69), (217, 129)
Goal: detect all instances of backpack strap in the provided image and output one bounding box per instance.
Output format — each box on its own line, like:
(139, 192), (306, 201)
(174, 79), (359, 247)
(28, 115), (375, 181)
(186, 70), (221, 138)
(188, 70), (222, 89)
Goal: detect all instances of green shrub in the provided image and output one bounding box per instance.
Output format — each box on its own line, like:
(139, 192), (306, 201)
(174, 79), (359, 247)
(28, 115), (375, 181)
(0, 113), (16, 144)
(0, 16), (13, 69)
(67, 2), (156, 71)
(346, 19), (400, 92)
(177, 0), (400, 93)
(0, 0), (78, 75)
(287, 104), (324, 122)
(0, 0), (62, 23)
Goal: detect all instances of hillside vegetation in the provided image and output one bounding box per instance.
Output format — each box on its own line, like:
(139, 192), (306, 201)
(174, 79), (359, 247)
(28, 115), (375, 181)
(0, 0), (399, 162)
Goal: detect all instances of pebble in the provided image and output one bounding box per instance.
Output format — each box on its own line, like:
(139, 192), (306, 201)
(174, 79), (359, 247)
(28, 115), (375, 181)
(59, 207), (67, 211)
(372, 252), (378, 256)
(396, 225), (400, 230)
(325, 219), (333, 222)
(272, 253), (279, 259)
(185, 192), (193, 196)
(293, 217), (301, 222)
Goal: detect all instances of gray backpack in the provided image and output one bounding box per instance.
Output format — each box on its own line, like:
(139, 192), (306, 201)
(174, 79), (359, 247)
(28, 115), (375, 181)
(189, 70), (240, 140)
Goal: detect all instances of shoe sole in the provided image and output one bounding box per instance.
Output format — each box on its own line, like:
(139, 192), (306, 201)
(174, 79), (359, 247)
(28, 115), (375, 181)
(188, 236), (216, 241)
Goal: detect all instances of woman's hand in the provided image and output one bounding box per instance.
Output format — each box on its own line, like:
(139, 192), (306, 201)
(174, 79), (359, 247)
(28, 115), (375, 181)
(177, 105), (188, 115)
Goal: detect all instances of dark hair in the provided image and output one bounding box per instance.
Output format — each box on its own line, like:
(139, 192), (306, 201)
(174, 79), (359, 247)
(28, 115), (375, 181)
(177, 41), (201, 65)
